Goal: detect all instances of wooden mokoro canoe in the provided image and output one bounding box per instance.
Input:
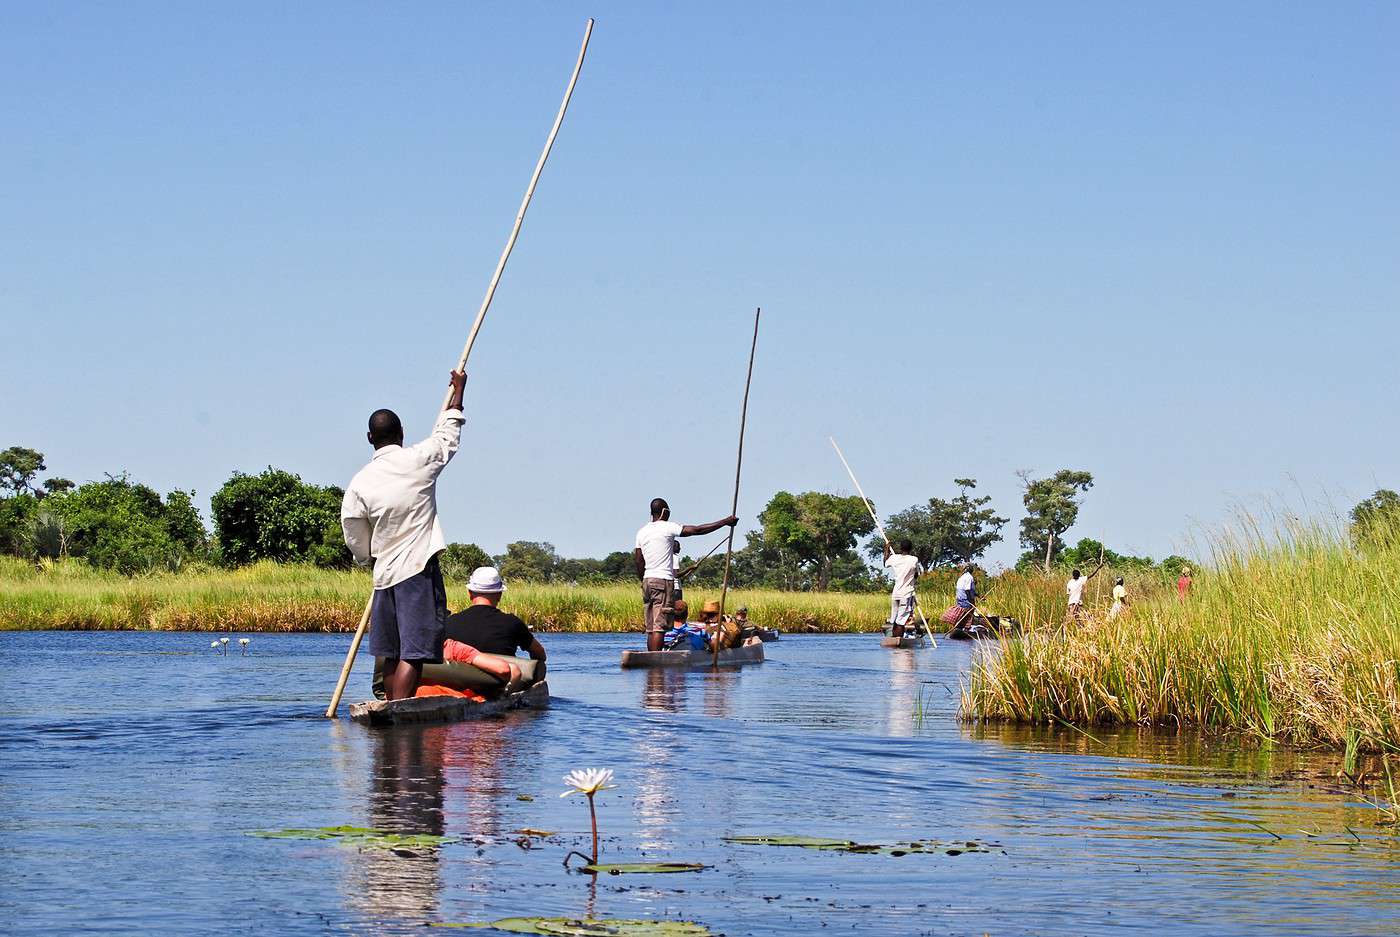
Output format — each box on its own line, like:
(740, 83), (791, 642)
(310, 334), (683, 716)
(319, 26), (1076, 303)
(880, 635), (926, 649)
(946, 615), (1021, 641)
(619, 642), (765, 669)
(349, 680), (550, 727)
(753, 628), (780, 642)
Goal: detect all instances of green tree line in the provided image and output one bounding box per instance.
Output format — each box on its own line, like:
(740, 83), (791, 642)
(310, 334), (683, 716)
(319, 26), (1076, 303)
(1, 444), (1224, 586)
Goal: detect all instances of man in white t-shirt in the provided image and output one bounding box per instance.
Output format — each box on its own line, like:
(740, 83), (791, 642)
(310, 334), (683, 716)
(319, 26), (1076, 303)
(634, 498), (737, 651)
(882, 539), (923, 638)
(1065, 569), (1088, 621)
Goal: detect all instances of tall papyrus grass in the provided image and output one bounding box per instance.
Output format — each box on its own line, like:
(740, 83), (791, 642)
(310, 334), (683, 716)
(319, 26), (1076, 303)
(0, 557), (893, 633)
(963, 514), (1400, 751)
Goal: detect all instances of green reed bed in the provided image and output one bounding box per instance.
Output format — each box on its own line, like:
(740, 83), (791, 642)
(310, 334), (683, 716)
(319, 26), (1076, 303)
(0, 557), (892, 633)
(963, 521), (1400, 751)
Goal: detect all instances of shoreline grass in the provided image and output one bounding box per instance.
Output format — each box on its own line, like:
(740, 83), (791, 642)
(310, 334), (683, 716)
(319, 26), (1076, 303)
(962, 518), (1400, 752)
(0, 557), (898, 634)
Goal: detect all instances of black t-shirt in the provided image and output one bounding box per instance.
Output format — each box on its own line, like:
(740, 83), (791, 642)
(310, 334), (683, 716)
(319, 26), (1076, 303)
(445, 603), (533, 656)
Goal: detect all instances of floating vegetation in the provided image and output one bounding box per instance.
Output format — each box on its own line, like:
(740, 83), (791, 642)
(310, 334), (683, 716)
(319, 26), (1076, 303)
(432, 918), (712, 935)
(580, 862), (707, 875)
(248, 825), (456, 851)
(513, 828), (555, 838)
(724, 835), (999, 856)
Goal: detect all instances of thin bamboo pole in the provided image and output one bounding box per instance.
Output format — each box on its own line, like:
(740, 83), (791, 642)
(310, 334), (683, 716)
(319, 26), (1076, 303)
(326, 19), (594, 718)
(829, 437), (935, 647)
(715, 308), (761, 665)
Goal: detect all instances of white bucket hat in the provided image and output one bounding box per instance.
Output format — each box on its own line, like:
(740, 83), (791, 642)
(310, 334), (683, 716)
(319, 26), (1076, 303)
(467, 566), (506, 594)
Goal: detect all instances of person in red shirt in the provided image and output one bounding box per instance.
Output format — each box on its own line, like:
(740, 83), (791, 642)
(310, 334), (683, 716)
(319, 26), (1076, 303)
(1177, 567), (1193, 599)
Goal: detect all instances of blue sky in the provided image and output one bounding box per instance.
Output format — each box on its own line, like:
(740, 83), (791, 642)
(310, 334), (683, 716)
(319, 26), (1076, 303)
(4, 2), (1397, 569)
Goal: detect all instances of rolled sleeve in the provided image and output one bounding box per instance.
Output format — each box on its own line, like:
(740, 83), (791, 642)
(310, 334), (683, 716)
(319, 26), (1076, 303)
(413, 408), (465, 470)
(340, 488), (373, 567)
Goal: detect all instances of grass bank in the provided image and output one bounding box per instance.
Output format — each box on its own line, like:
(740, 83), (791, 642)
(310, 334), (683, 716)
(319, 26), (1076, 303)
(963, 521), (1400, 752)
(0, 557), (894, 633)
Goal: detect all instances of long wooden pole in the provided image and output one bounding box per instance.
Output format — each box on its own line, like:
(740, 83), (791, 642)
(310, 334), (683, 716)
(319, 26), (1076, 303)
(829, 437), (936, 647)
(715, 308), (761, 665)
(326, 19), (594, 718)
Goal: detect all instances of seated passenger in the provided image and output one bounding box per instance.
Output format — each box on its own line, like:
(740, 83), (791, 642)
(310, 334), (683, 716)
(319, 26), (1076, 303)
(662, 599), (710, 651)
(698, 599), (746, 650)
(443, 566), (547, 692)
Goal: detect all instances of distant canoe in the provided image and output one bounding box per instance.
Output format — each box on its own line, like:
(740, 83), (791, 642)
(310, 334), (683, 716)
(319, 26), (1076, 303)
(946, 615), (1021, 641)
(619, 642), (765, 669)
(349, 680), (550, 727)
(753, 628), (780, 642)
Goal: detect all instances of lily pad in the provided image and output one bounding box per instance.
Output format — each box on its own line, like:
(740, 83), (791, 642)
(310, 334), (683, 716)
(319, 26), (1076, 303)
(580, 862), (708, 875)
(513, 828), (555, 838)
(724, 835), (855, 849)
(433, 919), (711, 935)
(725, 834), (997, 856)
(248, 826), (456, 850)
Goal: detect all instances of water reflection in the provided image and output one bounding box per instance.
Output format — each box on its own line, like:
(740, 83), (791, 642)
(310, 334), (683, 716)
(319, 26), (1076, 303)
(642, 667), (686, 713)
(884, 647), (919, 737)
(344, 727), (446, 924)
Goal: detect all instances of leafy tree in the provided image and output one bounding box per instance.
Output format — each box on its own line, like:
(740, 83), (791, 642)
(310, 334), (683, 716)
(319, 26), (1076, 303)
(0, 493), (40, 555)
(210, 468), (348, 568)
(1350, 489), (1400, 545)
(440, 542), (495, 582)
(496, 541), (559, 583)
(871, 478), (1008, 569)
(1017, 469), (1094, 571)
(42, 477), (75, 496)
(1057, 537), (1155, 572)
(0, 446), (47, 497)
(49, 475), (200, 573)
(757, 491), (875, 591)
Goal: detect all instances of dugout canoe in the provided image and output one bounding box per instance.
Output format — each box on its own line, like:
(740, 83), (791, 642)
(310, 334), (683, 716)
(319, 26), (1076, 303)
(619, 642), (765, 669)
(879, 635), (926, 649)
(753, 628), (780, 642)
(349, 680), (550, 727)
(946, 615), (1021, 641)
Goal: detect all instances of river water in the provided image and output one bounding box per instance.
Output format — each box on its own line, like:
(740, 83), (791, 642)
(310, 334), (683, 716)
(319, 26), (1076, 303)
(1, 630), (1396, 935)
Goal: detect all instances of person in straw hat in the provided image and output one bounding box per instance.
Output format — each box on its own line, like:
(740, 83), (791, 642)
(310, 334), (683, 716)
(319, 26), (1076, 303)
(443, 566), (547, 688)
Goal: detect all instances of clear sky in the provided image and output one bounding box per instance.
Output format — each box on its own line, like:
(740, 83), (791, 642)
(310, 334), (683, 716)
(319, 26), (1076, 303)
(4, 2), (1397, 569)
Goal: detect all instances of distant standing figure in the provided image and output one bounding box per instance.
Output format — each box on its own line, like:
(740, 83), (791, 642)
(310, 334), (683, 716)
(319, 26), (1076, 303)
(1108, 577), (1129, 620)
(883, 539), (924, 638)
(1177, 567), (1193, 600)
(1065, 568), (1088, 621)
(634, 498), (738, 651)
(341, 369), (466, 701)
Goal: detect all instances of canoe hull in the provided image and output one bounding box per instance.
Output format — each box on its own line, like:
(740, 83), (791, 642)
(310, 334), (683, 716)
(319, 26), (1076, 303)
(879, 635), (926, 649)
(349, 680), (550, 727)
(754, 628), (780, 642)
(620, 642), (765, 669)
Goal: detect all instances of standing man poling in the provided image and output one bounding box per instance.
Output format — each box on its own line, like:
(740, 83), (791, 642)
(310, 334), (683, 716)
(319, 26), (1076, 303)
(634, 498), (737, 651)
(882, 539), (923, 638)
(342, 369), (467, 701)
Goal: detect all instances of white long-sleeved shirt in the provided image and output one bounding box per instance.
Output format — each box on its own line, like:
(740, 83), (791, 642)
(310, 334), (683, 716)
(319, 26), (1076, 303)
(341, 408), (464, 590)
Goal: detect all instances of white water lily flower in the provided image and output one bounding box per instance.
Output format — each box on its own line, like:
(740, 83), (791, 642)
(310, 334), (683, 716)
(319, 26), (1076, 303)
(210, 641), (219, 649)
(238, 638), (250, 646)
(561, 768), (616, 797)
(220, 637), (230, 644)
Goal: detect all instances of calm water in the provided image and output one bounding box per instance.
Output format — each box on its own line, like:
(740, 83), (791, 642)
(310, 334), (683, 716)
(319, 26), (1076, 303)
(1, 630), (1396, 935)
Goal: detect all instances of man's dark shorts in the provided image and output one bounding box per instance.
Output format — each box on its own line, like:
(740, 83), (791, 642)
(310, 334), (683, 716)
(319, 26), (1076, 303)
(369, 555), (447, 662)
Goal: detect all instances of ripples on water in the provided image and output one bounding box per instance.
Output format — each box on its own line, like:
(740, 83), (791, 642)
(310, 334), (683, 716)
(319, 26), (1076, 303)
(1, 631), (1396, 935)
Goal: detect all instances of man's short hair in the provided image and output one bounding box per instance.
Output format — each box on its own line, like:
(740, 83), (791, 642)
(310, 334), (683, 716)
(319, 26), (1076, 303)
(650, 497), (668, 517)
(1071, 569), (1081, 578)
(898, 539), (913, 554)
(368, 409), (403, 445)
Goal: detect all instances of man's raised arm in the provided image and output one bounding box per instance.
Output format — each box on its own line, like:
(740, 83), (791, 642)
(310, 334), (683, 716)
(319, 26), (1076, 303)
(680, 515), (739, 537)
